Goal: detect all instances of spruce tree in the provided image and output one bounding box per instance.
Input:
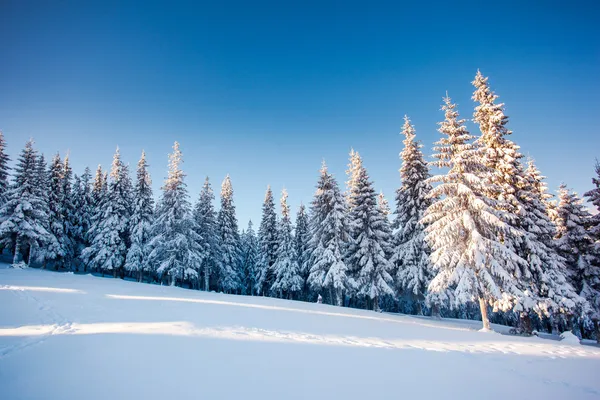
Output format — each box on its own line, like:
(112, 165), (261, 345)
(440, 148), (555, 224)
(256, 186), (278, 295)
(0, 132), (11, 206)
(555, 185), (599, 318)
(271, 189), (303, 298)
(240, 220), (258, 295)
(584, 160), (600, 340)
(307, 162), (352, 306)
(294, 203), (311, 300)
(46, 153), (68, 268)
(148, 142), (203, 286)
(217, 175), (241, 292)
(82, 148), (132, 277)
(125, 151), (155, 282)
(71, 167), (93, 267)
(194, 177), (220, 291)
(424, 96), (525, 330)
(61, 155), (76, 268)
(345, 153), (394, 311)
(392, 116), (433, 314)
(0, 140), (51, 266)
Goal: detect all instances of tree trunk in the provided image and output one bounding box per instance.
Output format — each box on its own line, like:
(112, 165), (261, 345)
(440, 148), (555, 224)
(431, 303), (441, 319)
(328, 287), (334, 305)
(519, 312), (533, 335)
(204, 270), (210, 291)
(478, 297), (491, 330)
(139, 269), (144, 283)
(415, 301), (423, 316)
(335, 289), (343, 307)
(373, 295), (380, 312)
(12, 238), (22, 265)
(595, 320), (600, 344)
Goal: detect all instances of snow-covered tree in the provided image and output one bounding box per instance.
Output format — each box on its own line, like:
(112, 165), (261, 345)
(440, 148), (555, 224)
(83, 165), (107, 273)
(346, 148), (362, 212)
(194, 177), (220, 291)
(256, 186), (278, 296)
(0, 140), (51, 266)
(271, 189), (303, 298)
(345, 152), (394, 311)
(82, 148), (132, 277)
(294, 203), (311, 300)
(555, 185), (599, 316)
(125, 151), (155, 282)
(45, 153), (68, 268)
(240, 220), (258, 295)
(519, 161), (585, 332)
(424, 96), (525, 330)
(307, 162), (352, 306)
(584, 160), (600, 249)
(61, 155), (76, 268)
(148, 142), (203, 286)
(392, 116), (433, 314)
(217, 175), (241, 292)
(71, 167), (93, 267)
(0, 132), (11, 206)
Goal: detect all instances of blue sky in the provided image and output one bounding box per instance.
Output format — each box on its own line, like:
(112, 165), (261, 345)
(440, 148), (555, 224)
(1, 1), (598, 224)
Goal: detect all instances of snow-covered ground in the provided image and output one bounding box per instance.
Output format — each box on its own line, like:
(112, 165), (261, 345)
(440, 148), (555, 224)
(1, 266), (599, 400)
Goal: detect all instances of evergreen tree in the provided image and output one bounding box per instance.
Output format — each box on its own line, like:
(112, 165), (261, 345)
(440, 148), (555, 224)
(424, 96), (525, 330)
(584, 160), (600, 248)
(271, 189), (303, 298)
(61, 155), (76, 268)
(217, 175), (241, 292)
(82, 148), (132, 277)
(345, 153), (394, 311)
(346, 148), (362, 212)
(125, 151), (155, 282)
(307, 162), (352, 306)
(71, 167), (93, 267)
(83, 165), (107, 273)
(46, 153), (68, 268)
(194, 177), (220, 291)
(148, 142), (203, 286)
(0, 132), (11, 206)
(0, 140), (51, 266)
(240, 220), (258, 295)
(294, 203), (311, 300)
(256, 186), (278, 295)
(392, 116), (433, 314)
(377, 191), (390, 217)
(555, 185), (599, 320)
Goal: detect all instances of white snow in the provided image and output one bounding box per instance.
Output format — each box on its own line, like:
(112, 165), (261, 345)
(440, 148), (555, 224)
(560, 331), (581, 345)
(1, 266), (600, 399)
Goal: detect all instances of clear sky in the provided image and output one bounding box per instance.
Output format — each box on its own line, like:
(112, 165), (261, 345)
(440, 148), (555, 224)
(1, 0), (599, 225)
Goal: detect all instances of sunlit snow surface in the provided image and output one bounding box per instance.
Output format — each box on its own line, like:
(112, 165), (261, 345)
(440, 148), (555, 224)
(1, 266), (599, 399)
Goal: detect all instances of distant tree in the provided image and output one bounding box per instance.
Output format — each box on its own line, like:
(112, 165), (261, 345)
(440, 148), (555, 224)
(256, 186), (278, 295)
(294, 203), (311, 300)
(217, 175), (241, 292)
(0, 131), (11, 206)
(240, 220), (258, 295)
(194, 177), (220, 291)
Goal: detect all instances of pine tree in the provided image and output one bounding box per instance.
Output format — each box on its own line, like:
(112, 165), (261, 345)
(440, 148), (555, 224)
(71, 167), (93, 267)
(345, 153), (394, 311)
(125, 151), (155, 282)
(0, 131), (11, 206)
(46, 153), (68, 268)
(424, 96), (525, 330)
(555, 185), (599, 318)
(294, 203), (311, 300)
(271, 189), (303, 298)
(584, 160), (600, 340)
(194, 177), (220, 291)
(307, 162), (352, 306)
(217, 175), (241, 292)
(392, 116), (433, 314)
(82, 148), (132, 278)
(346, 148), (362, 212)
(0, 140), (51, 266)
(240, 220), (258, 295)
(148, 142), (203, 286)
(61, 155), (76, 268)
(256, 186), (278, 295)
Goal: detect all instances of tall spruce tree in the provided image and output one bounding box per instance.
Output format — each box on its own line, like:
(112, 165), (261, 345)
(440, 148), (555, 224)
(0, 140), (51, 266)
(61, 155), (76, 269)
(294, 203), (311, 300)
(256, 186), (278, 295)
(307, 162), (352, 306)
(424, 96), (524, 330)
(194, 177), (220, 291)
(148, 142), (203, 286)
(271, 189), (303, 298)
(71, 167), (93, 267)
(584, 161), (600, 340)
(345, 153), (394, 311)
(217, 175), (241, 292)
(46, 153), (68, 268)
(125, 151), (155, 282)
(240, 220), (258, 295)
(392, 116), (433, 314)
(82, 148), (132, 277)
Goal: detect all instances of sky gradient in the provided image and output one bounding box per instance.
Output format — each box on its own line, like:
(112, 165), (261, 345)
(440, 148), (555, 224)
(1, 0), (599, 224)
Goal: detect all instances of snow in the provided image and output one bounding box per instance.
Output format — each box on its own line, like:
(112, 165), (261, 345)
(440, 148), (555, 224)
(1, 266), (600, 399)
(560, 331), (581, 345)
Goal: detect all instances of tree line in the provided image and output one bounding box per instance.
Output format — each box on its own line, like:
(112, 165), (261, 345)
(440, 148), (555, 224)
(0, 71), (598, 340)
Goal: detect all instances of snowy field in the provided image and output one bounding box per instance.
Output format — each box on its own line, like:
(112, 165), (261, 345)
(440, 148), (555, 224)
(1, 266), (600, 400)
